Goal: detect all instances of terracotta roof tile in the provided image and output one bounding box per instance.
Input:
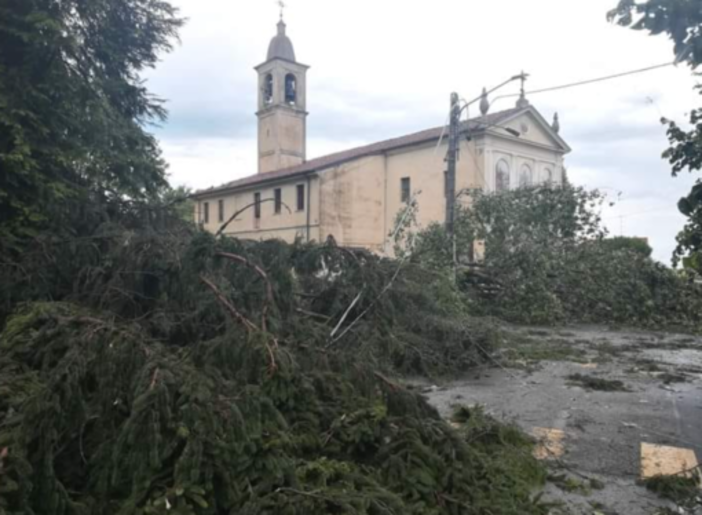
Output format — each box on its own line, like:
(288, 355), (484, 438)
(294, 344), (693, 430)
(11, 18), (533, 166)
(195, 107), (525, 197)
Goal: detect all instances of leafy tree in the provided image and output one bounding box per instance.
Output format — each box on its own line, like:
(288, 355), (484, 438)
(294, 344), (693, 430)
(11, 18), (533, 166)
(598, 236), (653, 258)
(0, 0), (184, 250)
(410, 185), (606, 271)
(410, 185), (702, 327)
(163, 185), (195, 224)
(608, 0), (702, 270)
(455, 186), (610, 324)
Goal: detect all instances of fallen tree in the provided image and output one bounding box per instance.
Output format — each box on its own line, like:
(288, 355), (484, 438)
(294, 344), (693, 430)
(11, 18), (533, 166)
(0, 214), (546, 515)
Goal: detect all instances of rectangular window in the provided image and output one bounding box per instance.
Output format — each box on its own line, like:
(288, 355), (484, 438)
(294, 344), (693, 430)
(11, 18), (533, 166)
(218, 199), (224, 223)
(254, 192), (261, 219)
(274, 188), (282, 214)
(203, 202), (210, 224)
(296, 184), (305, 211)
(401, 177), (411, 203)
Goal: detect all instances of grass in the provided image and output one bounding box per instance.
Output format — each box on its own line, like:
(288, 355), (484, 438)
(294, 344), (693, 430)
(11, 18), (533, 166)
(566, 373), (630, 392)
(548, 473), (605, 496)
(500, 334), (588, 366)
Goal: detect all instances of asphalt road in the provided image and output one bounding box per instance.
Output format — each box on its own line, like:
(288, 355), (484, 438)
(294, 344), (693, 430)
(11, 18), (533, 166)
(423, 325), (702, 515)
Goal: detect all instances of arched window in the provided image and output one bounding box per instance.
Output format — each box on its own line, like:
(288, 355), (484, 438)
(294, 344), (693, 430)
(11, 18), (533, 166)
(496, 159), (510, 192)
(519, 164), (533, 187)
(544, 168), (554, 185)
(263, 74), (273, 105)
(285, 73), (297, 105)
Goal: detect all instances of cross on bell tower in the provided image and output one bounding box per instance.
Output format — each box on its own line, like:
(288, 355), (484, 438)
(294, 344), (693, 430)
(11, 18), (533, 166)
(255, 9), (309, 175)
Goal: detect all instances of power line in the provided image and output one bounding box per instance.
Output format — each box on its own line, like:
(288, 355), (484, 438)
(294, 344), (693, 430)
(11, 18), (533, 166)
(495, 62), (676, 101)
(438, 61), (678, 198)
(602, 205), (677, 221)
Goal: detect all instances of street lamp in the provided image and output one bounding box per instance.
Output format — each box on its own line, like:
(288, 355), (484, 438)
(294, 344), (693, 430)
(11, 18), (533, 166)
(444, 73), (528, 282)
(445, 72), (528, 234)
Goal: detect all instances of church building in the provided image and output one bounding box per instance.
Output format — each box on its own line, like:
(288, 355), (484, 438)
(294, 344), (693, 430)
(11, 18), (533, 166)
(192, 17), (571, 254)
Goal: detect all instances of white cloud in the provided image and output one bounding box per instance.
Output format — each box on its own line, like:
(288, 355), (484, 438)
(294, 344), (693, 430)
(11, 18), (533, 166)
(148, 0), (702, 263)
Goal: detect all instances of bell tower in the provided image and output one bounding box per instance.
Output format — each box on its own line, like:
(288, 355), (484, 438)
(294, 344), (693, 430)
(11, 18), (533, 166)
(255, 16), (309, 174)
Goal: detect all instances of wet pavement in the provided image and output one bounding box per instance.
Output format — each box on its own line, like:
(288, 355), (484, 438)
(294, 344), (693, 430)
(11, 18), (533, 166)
(423, 325), (702, 515)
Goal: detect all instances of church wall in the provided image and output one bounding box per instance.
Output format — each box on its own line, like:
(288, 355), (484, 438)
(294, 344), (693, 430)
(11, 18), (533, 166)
(312, 138), (486, 254)
(318, 155), (387, 251)
(383, 138), (481, 253)
(195, 175), (321, 244)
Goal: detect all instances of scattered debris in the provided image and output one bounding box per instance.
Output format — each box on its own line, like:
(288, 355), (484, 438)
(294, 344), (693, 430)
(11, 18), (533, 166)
(632, 359), (664, 372)
(566, 374), (630, 392)
(642, 472), (702, 509)
(659, 372), (689, 385)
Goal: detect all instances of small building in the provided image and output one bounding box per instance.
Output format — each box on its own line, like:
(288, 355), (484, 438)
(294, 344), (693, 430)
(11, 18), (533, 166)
(193, 18), (571, 254)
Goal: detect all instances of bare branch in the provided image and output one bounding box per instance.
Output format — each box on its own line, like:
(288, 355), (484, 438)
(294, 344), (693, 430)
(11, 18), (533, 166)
(199, 275), (258, 332)
(329, 289), (364, 339)
(326, 258), (406, 348)
(215, 199), (291, 238)
(149, 367), (160, 390)
(217, 252), (275, 332)
(295, 308), (331, 321)
(0, 447), (7, 474)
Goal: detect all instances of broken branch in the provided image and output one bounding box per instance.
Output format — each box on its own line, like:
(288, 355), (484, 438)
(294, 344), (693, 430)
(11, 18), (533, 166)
(216, 199), (291, 238)
(200, 275), (259, 332)
(217, 252), (275, 332)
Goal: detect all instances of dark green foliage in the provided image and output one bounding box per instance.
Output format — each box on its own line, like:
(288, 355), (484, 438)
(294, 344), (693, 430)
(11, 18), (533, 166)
(0, 0), (183, 249)
(0, 215), (549, 514)
(608, 0), (702, 69)
(566, 374), (630, 392)
(411, 185), (702, 328)
(163, 186), (196, 224)
(609, 0), (702, 273)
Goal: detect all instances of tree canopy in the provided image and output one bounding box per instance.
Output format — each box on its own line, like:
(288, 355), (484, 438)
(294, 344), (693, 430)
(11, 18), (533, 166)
(608, 0), (702, 69)
(0, 0), (184, 250)
(609, 0), (702, 270)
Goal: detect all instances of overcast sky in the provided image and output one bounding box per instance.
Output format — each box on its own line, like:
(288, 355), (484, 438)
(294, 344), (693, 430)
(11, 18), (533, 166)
(146, 0), (701, 263)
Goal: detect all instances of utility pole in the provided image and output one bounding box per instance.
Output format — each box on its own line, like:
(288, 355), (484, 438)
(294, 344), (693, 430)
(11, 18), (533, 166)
(444, 74), (527, 278)
(445, 92), (460, 239)
(445, 92), (461, 281)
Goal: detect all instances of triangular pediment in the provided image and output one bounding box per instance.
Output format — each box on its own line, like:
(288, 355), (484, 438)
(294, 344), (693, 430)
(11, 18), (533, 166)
(489, 107), (571, 153)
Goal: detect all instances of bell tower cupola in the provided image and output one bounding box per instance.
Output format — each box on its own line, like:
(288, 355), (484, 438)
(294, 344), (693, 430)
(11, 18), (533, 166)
(255, 13), (309, 174)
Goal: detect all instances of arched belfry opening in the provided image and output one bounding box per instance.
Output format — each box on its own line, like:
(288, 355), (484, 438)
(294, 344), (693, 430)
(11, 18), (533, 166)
(255, 17), (309, 174)
(263, 74), (274, 106)
(285, 73), (297, 105)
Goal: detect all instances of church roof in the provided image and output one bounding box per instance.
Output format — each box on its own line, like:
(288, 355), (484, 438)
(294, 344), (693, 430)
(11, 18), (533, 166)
(267, 20), (296, 62)
(196, 106), (553, 197)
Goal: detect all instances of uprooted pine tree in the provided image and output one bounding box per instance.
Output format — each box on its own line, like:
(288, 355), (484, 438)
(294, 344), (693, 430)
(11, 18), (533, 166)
(0, 210), (547, 515)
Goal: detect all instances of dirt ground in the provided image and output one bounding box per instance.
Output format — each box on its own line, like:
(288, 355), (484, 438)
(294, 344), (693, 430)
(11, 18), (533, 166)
(423, 325), (702, 515)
